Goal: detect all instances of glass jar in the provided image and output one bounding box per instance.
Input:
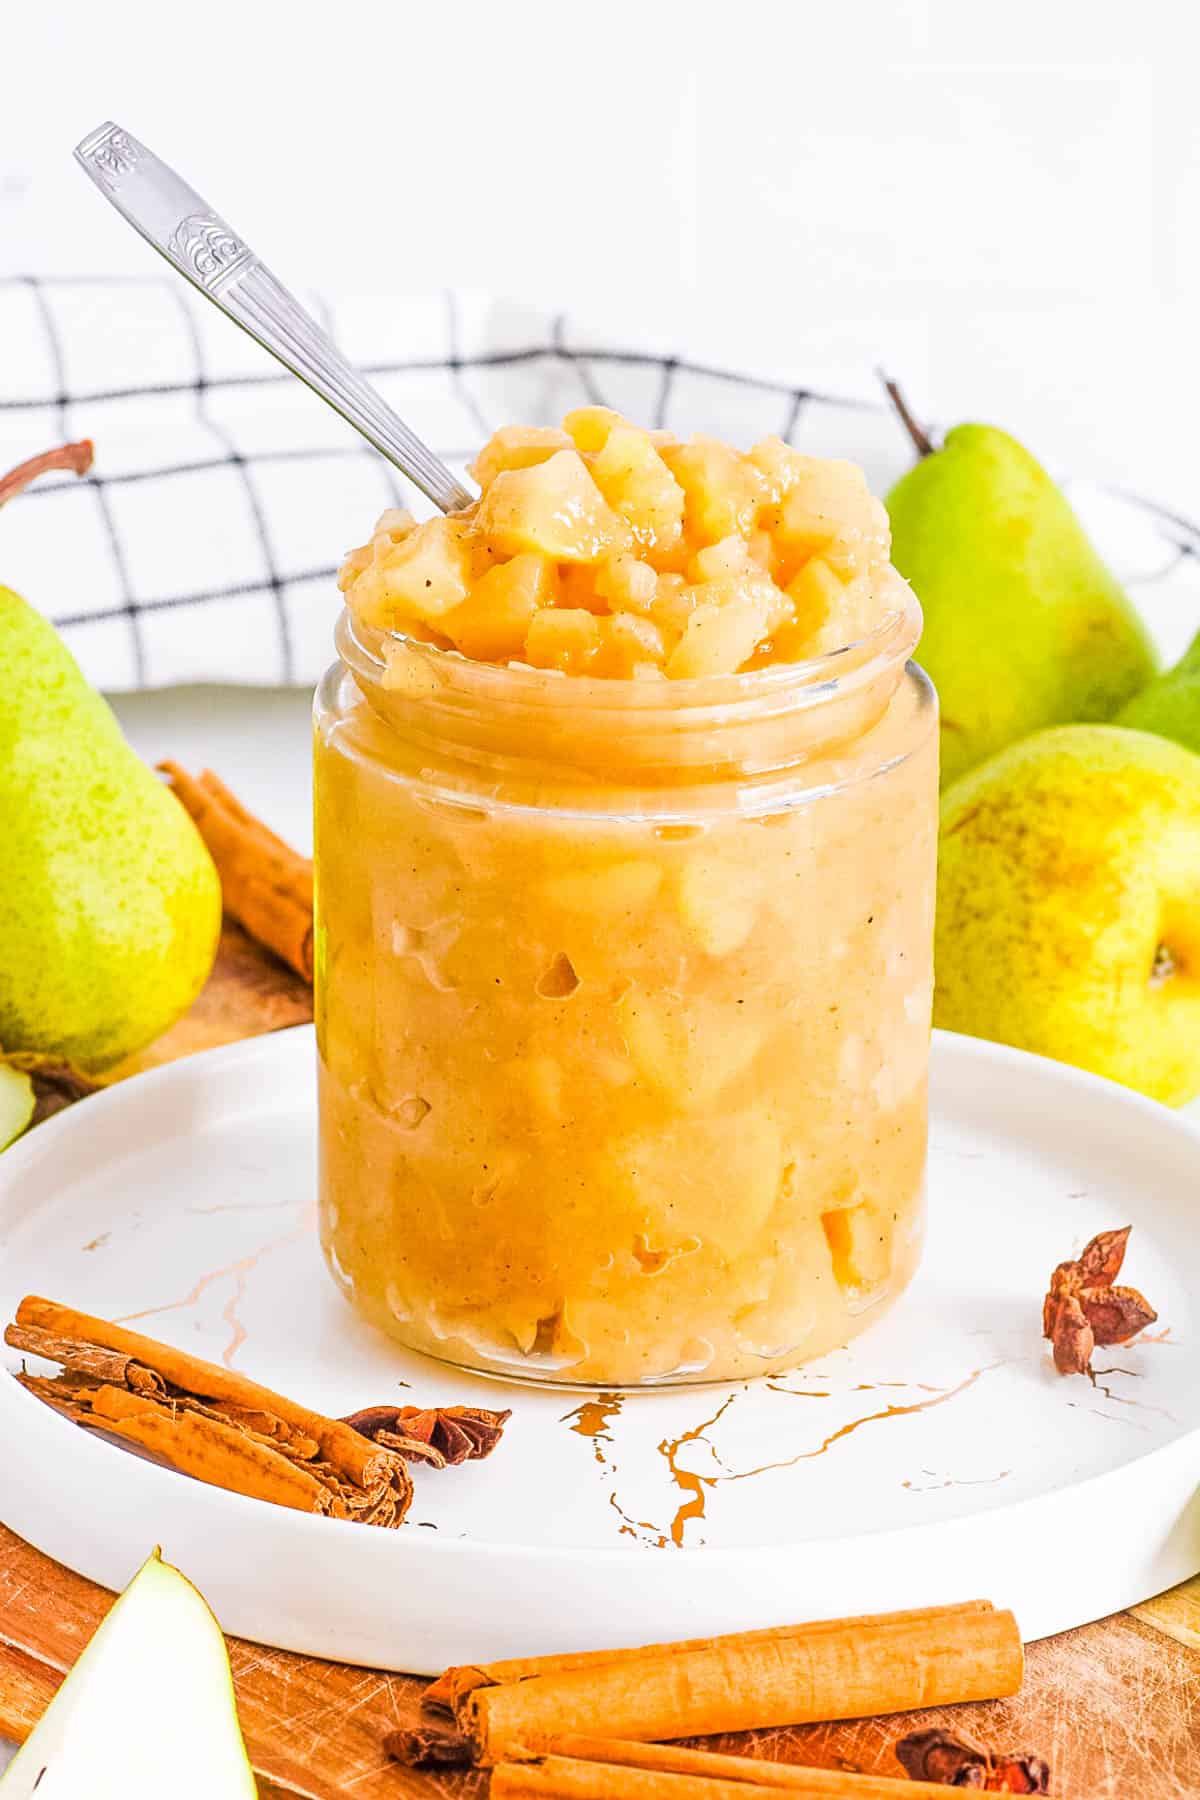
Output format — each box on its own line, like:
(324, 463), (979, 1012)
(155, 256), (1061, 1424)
(314, 589), (937, 1387)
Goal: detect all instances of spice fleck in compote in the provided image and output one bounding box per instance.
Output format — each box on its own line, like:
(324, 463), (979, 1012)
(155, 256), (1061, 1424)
(315, 410), (937, 1386)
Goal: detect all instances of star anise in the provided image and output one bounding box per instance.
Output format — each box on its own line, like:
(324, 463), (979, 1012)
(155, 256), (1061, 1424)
(342, 1403), (510, 1469)
(1043, 1226), (1157, 1377)
(896, 1729), (1050, 1791)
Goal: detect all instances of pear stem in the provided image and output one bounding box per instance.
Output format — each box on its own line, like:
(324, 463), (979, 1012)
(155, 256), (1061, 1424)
(878, 372), (936, 459)
(0, 440), (94, 510)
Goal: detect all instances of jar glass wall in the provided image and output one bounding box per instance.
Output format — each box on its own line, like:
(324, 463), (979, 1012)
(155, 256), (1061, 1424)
(314, 598), (937, 1387)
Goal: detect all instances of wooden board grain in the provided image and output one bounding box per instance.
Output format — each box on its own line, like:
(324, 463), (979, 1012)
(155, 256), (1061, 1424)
(2, 919), (1199, 1795)
(0, 1523), (477, 1800)
(1130, 1576), (1200, 1654)
(2, 1519), (1200, 1798)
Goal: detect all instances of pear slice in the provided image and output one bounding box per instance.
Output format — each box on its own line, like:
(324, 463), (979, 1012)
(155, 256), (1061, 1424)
(2, 1550), (256, 1798)
(0, 1064), (35, 1152)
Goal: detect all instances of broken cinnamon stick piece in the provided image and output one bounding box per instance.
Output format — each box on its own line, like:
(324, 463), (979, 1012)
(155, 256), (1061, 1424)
(158, 762), (314, 982)
(422, 1601), (994, 1714)
(451, 1603), (1022, 1767)
(4, 1322), (157, 1391)
(8, 1297), (408, 1524)
(6, 1296), (506, 1528)
(895, 1728), (1050, 1791)
(383, 1724), (475, 1769)
(40, 1380), (338, 1515)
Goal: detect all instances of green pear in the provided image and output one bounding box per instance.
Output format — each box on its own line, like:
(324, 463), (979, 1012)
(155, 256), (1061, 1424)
(0, 443), (221, 1069)
(935, 725), (1200, 1107)
(884, 390), (1158, 788)
(1, 1549), (256, 1797)
(1116, 627), (1200, 755)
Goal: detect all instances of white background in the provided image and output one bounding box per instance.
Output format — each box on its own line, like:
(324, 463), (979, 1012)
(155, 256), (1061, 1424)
(5, 0), (1200, 514)
(7, 0), (1200, 840)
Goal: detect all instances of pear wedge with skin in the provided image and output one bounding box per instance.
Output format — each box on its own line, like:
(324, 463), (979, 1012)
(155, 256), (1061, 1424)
(0, 1064), (34, 1150)
(1, 1549), (256, 1799)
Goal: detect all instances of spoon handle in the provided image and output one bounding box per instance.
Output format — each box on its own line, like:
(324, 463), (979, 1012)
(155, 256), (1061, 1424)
(74, 121), (476, 515)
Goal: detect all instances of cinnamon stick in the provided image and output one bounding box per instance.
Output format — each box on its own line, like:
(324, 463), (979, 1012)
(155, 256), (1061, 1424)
(43, 1382), (337, 1515)
(539, 1739), (1063, 1796)
(6, 1297), (506, 1527)
(158, 763), (314, 982)
(455, 1604), (1022, 1766)
(424, 1602), (994, 1713)
(5, 1323), (155, 1390)
(547, 1738), (926, 1790)
(491, 1760), (867, 1797)
(14, 1295), (380, 1484)
(490, 1743), (1062, 1798)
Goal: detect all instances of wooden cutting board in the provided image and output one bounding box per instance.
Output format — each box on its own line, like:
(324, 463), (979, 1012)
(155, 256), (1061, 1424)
(2, 921), (1199, 1797)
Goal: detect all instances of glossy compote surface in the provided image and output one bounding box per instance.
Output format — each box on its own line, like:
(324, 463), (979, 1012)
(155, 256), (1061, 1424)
(316, 411), (937, 1384)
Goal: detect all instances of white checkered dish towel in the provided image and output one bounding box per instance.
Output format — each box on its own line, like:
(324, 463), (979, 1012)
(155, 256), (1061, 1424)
(1, 277), (1195, 691)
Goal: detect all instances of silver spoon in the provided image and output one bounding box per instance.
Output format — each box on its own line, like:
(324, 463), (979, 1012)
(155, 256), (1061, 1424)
(74, 120), (476, 515)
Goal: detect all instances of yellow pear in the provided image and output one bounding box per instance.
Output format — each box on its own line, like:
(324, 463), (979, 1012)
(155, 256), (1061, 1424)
(935, 725), (1200, 1106)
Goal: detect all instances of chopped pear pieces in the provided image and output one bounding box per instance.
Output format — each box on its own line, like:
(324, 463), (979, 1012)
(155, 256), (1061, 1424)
(477, 449), (633, 563)
(590, 425), (685, 554)
(666, 577), (785, 679)
(441, 552), (557, 661)
(354, 517), (473, 628)
(524, 607), (602, 673)
(563, 405), (627, 453)
(468, 424), (571, 489)
(339, 412), (898, 676)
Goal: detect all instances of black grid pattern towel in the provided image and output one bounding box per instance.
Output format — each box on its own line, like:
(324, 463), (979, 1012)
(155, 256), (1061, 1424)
(2, 276), (1196, 691)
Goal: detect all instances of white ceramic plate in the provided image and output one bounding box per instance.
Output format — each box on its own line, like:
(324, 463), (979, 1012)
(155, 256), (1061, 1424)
(0, 1026), (1197, 1674)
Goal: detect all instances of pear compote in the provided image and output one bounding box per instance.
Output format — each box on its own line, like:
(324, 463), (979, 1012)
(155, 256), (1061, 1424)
(316, 411), (937, 1386)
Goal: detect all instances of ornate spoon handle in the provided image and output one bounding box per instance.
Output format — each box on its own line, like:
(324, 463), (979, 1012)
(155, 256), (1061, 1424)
(74, 121), (476, 515)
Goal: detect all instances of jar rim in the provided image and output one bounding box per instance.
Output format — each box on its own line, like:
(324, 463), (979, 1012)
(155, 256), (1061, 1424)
(336, 577), (921, 725)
